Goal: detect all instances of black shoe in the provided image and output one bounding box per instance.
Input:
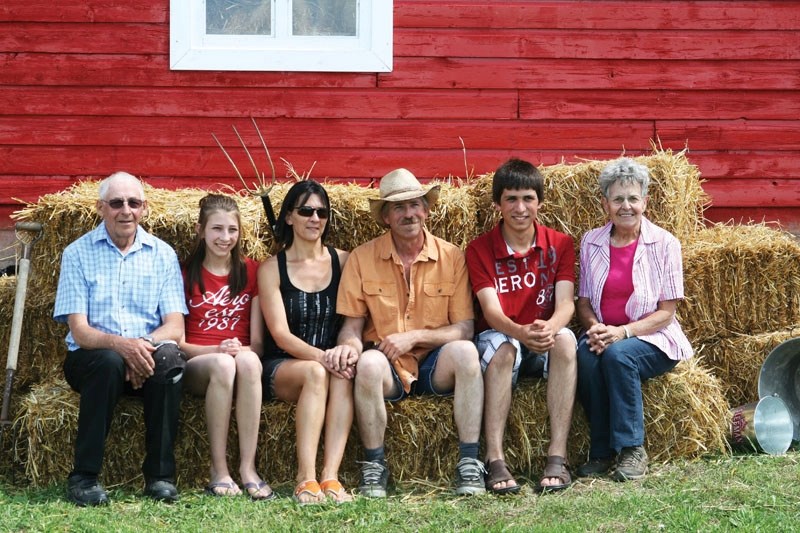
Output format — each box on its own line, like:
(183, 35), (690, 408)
(576, 457), (615, 478)
(144, 478), (179, 503)
(67, 474), (109, 507)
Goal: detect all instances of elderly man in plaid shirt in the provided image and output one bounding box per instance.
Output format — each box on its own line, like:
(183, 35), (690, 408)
(54, 171), (188, 507)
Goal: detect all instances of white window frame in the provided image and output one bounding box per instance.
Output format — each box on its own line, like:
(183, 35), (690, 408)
(170, 0), (392, 72)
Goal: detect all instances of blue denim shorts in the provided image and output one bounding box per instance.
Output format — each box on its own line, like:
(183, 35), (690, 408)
(385, 345), (451, 402)
(260, 356), (290, 401)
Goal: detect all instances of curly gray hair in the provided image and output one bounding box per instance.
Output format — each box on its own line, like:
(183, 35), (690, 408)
(598, 158), (650, 198)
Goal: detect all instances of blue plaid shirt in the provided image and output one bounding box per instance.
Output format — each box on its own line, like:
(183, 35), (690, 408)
(54, 224), (188, 351)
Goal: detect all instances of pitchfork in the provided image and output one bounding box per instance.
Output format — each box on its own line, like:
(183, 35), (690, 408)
(1, 221), (43, 436)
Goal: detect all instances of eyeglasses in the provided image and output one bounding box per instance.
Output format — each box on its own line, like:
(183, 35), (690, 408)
(294, 206), (329, 219)
(609, 195), (643, 207)
(102, 198), (144, 210)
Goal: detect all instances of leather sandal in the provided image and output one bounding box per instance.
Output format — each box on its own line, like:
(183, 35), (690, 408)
(293, 480), (323, 505)
(320, 479), (354, 503)
(535, 455), (572, 493)
(485, 459), (521, 495)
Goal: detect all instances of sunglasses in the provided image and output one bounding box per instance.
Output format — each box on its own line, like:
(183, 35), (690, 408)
(102, 197), (144, 210)
(294, 206), (330, 219)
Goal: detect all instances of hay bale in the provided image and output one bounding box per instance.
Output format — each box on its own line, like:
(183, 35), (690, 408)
(9, 178), (479, 379)
(470, 147), (707, 244)
(0, 278), (67, 388)
(17, 378), (302, 489)
(694, 326), (800, 408)
(680, 224), (800, 340)
(509, 357), (728, 472)
(12, 182), (272, 298)
(19, 359), (727, 489)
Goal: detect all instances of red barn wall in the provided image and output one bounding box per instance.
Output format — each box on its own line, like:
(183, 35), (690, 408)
(1, 1), (799, 231)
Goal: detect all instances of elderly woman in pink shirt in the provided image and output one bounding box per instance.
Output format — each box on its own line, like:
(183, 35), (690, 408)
(575, 158), (693, 482)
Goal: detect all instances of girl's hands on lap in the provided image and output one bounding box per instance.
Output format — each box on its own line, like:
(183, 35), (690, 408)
(219, 337), (242, 356)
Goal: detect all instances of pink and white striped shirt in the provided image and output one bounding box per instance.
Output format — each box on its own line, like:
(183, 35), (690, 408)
(578, 217), (693, 361)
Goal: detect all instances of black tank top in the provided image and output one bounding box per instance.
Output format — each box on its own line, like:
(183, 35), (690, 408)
(263, 245), (342, 358)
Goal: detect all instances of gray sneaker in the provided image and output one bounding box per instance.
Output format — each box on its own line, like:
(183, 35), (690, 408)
(454, 457), (487, 495)
(613, 446), (648, 481)
(358, 461), (389, 498)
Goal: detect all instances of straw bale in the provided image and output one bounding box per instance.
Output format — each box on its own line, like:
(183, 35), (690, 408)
(18, 360), (727, 489)
(0, 277), (67, 388)
(509, 357), (728, 472)
(637, 357), (729, 462)
(12, 181), (272, 298)
(470, 147), (707, 245)
(694, 326), (800, 408)
(680, 224), (800, 340)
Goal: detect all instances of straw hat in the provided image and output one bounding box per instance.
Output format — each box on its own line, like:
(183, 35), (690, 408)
(368, 168), (440, 227)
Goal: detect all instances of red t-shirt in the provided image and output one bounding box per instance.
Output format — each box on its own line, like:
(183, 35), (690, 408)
(183, 257), (259, 346)
(466, 222), (575, 332)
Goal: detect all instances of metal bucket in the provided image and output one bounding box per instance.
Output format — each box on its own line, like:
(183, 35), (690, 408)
(758, 337), (800, 441)
(729, 396), (793, 455)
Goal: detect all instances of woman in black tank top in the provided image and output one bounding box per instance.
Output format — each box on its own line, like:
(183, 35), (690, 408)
(258, 181), (354, 504)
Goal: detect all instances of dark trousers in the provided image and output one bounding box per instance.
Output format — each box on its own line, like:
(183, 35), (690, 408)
(576, 336), (678, 459)
(63, 348), (182, 480)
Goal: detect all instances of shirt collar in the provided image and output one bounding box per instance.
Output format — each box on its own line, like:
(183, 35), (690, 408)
(378, 228), (438, 262)
(493, 220), (541, 259)
(90, 223), (154, 252)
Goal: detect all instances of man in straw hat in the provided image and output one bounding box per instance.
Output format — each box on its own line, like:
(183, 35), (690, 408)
(54, 171), (188, 506)
(465, 158), (577, 493)
(332, 168), (485, 497)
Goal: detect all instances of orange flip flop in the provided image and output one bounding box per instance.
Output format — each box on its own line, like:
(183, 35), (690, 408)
(320, 479), (354, 503)
(293, 480), (322, 505)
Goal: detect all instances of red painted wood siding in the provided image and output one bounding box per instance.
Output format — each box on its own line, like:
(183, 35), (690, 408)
(0, 1), (799, 230)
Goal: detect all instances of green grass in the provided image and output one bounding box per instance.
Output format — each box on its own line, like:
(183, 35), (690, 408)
(1, 453), (799, 532)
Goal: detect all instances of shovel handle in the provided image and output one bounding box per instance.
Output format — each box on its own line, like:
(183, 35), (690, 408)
(5, 257), (30, 372)
(15, 221), (42, 233)
(1, 369), (14, 422)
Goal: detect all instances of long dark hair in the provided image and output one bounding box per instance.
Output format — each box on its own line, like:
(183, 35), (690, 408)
(273, 180), (332, 251)
(184, 194), (248, 297)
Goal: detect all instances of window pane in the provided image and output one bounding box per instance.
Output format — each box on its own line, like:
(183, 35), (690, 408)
(206, 0), (272, 35)
(293, 0), (357, 36)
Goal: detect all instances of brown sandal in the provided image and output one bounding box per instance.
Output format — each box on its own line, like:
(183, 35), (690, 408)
(485, 459), (521, 495)
(536, 455), (572, 493)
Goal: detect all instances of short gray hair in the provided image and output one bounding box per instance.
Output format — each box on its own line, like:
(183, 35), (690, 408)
(98, 171), (145, 200)
(598, 158), (650, 198)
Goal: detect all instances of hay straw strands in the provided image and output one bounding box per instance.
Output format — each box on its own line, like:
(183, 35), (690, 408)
(638, 357), (730, 462)
(0, 278), (66, 389)
(680, 224), (800, 340)
(471, 147), (707, 246)
(16, 362), (728, 489)
(695, 326), (800, 409)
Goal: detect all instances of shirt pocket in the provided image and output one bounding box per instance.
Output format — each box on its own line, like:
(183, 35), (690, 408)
(363, 281), (399, 333)
(128, 272), (160, 318)
(423, 281), (455, 325)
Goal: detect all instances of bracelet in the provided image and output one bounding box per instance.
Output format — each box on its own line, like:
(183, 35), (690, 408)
(622, 325), (631, 339)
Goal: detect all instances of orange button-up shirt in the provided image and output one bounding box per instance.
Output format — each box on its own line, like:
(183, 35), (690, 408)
(337, 229), (474, 390)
